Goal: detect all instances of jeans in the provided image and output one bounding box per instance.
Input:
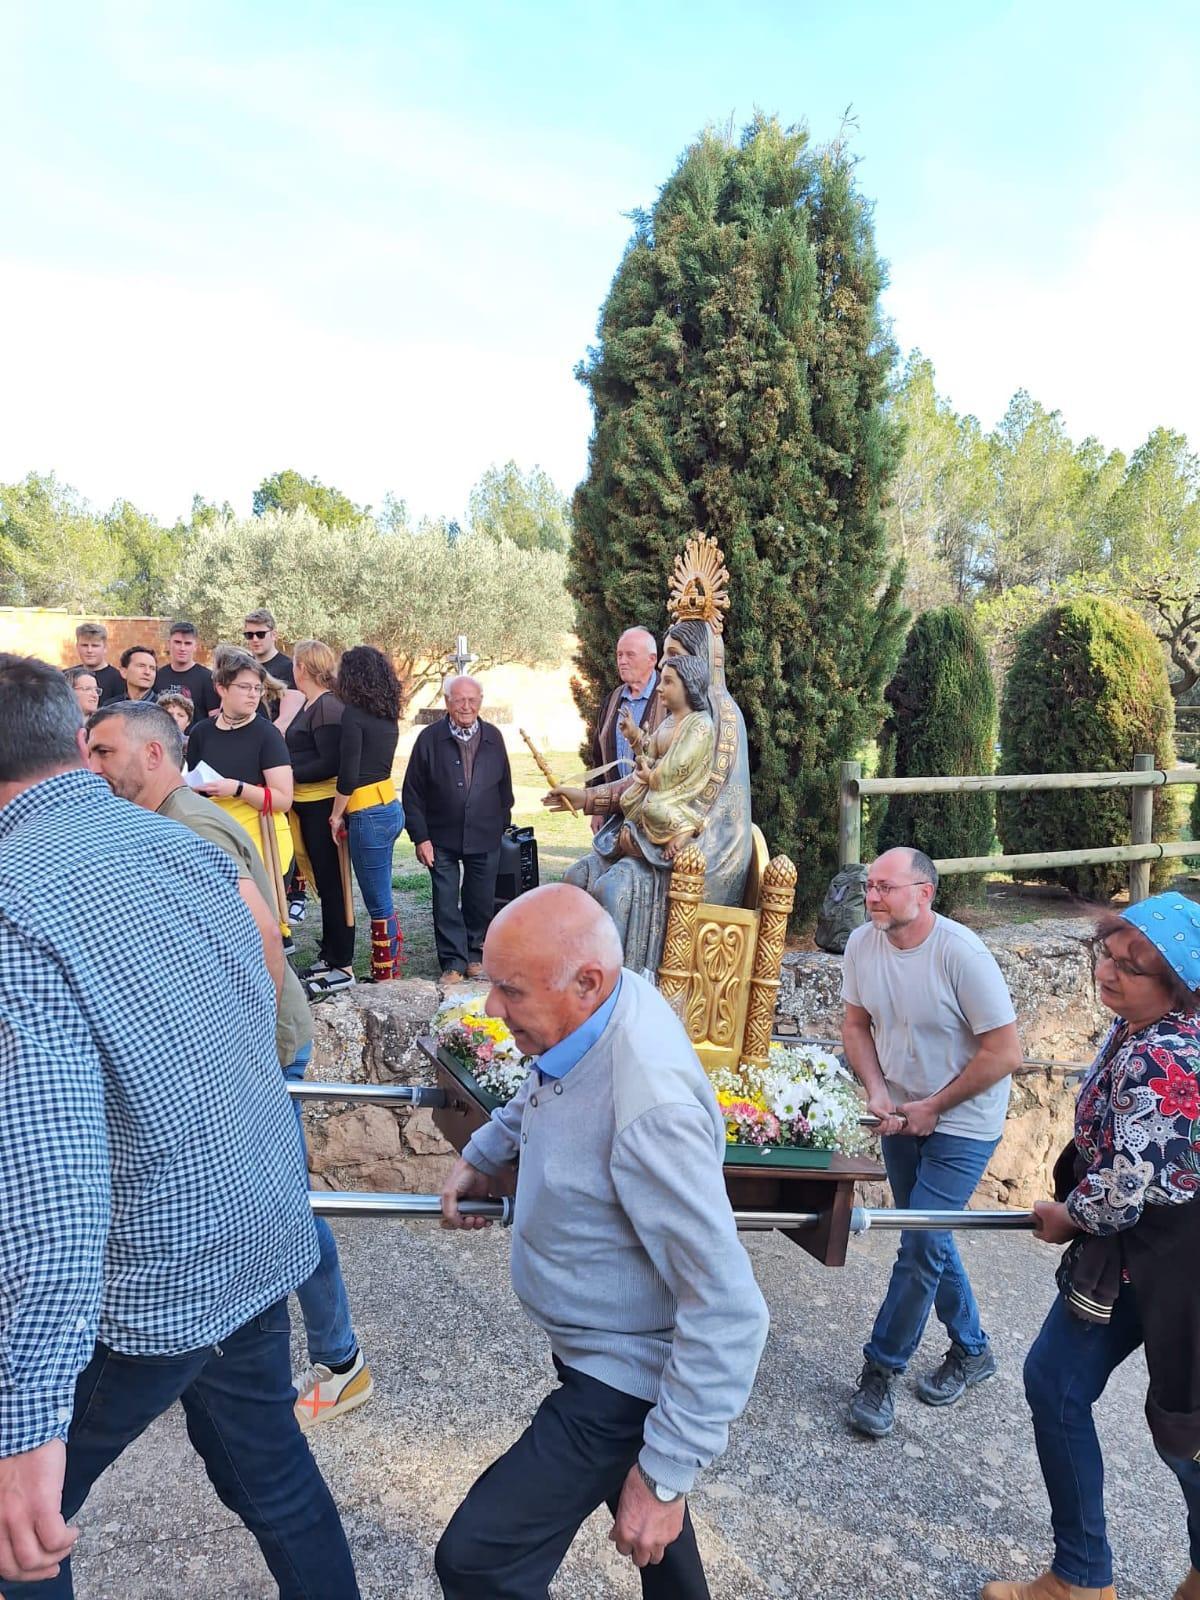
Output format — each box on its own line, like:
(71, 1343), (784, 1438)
(436, 1359), (709, 1599)
(3, 1303), (359, 1599)
(347, 798), (403, 959)
(429, 844), (501, 974)
(864, 1130), (998, 1373)
(284, 1046), (357, 1369)
(1025, 1286), (1200, 1588)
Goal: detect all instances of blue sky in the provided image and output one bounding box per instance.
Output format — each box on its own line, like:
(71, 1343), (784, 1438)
(1, 0), (1197, 525)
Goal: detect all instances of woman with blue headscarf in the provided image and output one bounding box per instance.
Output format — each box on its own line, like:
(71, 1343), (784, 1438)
(982, 893), (1200, 1600)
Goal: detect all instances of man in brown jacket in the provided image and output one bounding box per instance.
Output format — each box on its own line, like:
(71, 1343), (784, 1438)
(586, 628), (667, 835)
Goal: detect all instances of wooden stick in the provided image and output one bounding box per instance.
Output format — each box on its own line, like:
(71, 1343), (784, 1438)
(337, 833), (354, 926)
(519, 727), (578, 814)
(259, 806), (290, 930)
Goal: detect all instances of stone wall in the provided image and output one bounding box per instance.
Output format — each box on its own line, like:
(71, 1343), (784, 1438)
(303, 917), (1108, 1208)
(304, 979), (458, 1192)
(776, 915), (1109, 1205)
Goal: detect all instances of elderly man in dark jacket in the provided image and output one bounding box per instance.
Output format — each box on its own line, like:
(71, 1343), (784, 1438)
(403, 675), (514, 983)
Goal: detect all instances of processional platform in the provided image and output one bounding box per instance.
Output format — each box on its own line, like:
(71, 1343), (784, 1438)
(420, 1037), (883, 1268)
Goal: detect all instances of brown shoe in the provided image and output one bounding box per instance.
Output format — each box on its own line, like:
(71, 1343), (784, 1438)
(1174, 1569), (1200, 1600)
(982, 1573), (1116, 1600)
(440, 969), (464, 985)
(466, 962), (486, 978)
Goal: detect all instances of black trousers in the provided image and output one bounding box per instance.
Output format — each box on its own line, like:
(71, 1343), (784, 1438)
(430, 844), (500, 973)
(294, 798), (356, 969)
(435, 1361), (709, 1600)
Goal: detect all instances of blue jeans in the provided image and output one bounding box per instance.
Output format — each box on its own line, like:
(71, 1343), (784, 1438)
(864, 1130), (998, 1372)
(1025, 1286), (1200, 1588)
(284, 1046), (356, 1368)
(4, 1303), (359, 1599)
(347, 799), (403, 958)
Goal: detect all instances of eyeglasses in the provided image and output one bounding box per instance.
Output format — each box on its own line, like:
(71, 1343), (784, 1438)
(864, 879), (931, 898)
(1090, 938), (1159, 981)
(243, 630), (269, 640)
(229, 679), (263, 694)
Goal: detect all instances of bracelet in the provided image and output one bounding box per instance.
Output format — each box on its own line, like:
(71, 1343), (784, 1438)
(234, 781), (244, 798)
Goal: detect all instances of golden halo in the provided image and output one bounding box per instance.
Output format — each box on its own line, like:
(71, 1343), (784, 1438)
(667, 534), (731, 634)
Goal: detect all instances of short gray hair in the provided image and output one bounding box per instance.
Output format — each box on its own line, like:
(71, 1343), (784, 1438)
(618, 627), (658, 655)
(908, 847), (939, 892)
(445, 674), (483, 700)
(87, 700), (185, 769)
(0, 654), (84, 780)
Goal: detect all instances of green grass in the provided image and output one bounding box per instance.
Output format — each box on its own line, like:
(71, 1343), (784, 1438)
(291, 751), (593, 985)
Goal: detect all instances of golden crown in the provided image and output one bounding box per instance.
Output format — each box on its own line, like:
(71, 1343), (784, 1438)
(667, 534), (731, 633)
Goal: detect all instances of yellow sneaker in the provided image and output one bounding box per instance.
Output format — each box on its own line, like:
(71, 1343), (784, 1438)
(293, 1350), (373, 1431)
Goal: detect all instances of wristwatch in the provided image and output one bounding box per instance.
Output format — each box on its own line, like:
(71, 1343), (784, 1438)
(234, 782), (244, 798)
(637, 1464), (684, 1504)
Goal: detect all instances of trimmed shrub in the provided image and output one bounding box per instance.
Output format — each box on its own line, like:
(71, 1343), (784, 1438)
(877, 607), (996, 911)
(997, 596), (1177, 898)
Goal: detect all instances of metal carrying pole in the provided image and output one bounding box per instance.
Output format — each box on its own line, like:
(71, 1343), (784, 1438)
(287, 1082), (447, 1108)
(307, 1193), (1036, 1235)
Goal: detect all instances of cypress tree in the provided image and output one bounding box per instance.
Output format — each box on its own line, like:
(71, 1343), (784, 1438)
(877, 607), (996, 910)
(569, 117), (906, 913)
(997, 597), (1178, 898)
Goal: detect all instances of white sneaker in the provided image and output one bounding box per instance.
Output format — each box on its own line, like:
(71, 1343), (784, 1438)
(293, 1350), (373, 1431)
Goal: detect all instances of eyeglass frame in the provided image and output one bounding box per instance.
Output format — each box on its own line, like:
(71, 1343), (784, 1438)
(864, 878), (932, 898)
(242, 629), (270, 640)
(1087, 936), (1162, 982)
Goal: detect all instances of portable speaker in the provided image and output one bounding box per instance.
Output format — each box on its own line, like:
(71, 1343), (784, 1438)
(493, 825), (539, 914)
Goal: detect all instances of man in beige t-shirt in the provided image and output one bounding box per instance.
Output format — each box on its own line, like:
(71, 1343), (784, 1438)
(841, 846), (1021, 1439)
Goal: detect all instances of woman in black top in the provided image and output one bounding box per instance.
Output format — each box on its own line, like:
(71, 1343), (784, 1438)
(330, 647), (402, 982)
(187, 651), (294, 888)
(286, 640), (355, 993)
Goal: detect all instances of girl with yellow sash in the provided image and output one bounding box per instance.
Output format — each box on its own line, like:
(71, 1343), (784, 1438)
(286, 640), (357, 997)
(187, 650), (294, 930)
(329, 647), (404, 984)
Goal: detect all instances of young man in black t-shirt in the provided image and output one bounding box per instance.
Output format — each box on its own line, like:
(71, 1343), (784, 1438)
(118, 645), (159, 703)
(244, 609), (296, 731)
(154, 621), (218, 724)
(75, 622), (124, 706)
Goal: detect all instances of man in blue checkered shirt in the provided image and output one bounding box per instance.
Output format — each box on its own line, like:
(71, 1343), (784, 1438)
(0, 655), (359, 1597)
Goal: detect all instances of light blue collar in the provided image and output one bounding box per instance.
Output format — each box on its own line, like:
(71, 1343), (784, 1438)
(619, 671), (656, 707)
(536, 975), (622, 1081)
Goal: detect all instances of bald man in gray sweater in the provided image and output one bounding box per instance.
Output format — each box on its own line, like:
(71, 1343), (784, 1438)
(437, 884), (768, 1599)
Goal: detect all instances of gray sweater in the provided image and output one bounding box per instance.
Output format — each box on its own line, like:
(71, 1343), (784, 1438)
(463, 970), (769, 1493)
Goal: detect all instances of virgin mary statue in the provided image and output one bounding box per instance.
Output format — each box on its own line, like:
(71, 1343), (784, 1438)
(549, 536), (754, 977)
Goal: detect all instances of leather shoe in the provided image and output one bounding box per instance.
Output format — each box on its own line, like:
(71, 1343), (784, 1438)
(440, 970), (464, 985)
(466, 962), (486, 978)
(981, 1571), (1116, 1599)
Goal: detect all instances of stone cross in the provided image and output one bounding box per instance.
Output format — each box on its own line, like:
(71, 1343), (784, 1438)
(448, 633), (477, 677)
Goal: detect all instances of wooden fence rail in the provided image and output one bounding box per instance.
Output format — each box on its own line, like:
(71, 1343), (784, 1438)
(838, 754), (1198, 905)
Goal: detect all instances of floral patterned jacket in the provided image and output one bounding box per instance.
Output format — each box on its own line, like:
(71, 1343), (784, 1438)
(1067, 1010), (1200, 1235)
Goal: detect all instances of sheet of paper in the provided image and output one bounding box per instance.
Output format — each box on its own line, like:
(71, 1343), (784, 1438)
(185, 760), (224, 789)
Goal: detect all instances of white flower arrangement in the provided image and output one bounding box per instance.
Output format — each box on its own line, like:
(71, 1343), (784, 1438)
(710, 1043), (870, 1154)
(431, 998), (534, 1101)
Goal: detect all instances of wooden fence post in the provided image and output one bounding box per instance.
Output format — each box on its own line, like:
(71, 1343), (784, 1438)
(838, 761), (862, 868)
(1128, 753), (1154, 904)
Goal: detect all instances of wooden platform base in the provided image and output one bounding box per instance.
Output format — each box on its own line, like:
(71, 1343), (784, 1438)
(420, 1037), (883, 1268)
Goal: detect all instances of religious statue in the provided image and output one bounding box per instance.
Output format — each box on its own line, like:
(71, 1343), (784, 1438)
(546, 535), (753, 976)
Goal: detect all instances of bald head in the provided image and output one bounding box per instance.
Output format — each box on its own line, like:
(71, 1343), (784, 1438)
(483, 884), (623, 1057)
(616, 628), (657, 693)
